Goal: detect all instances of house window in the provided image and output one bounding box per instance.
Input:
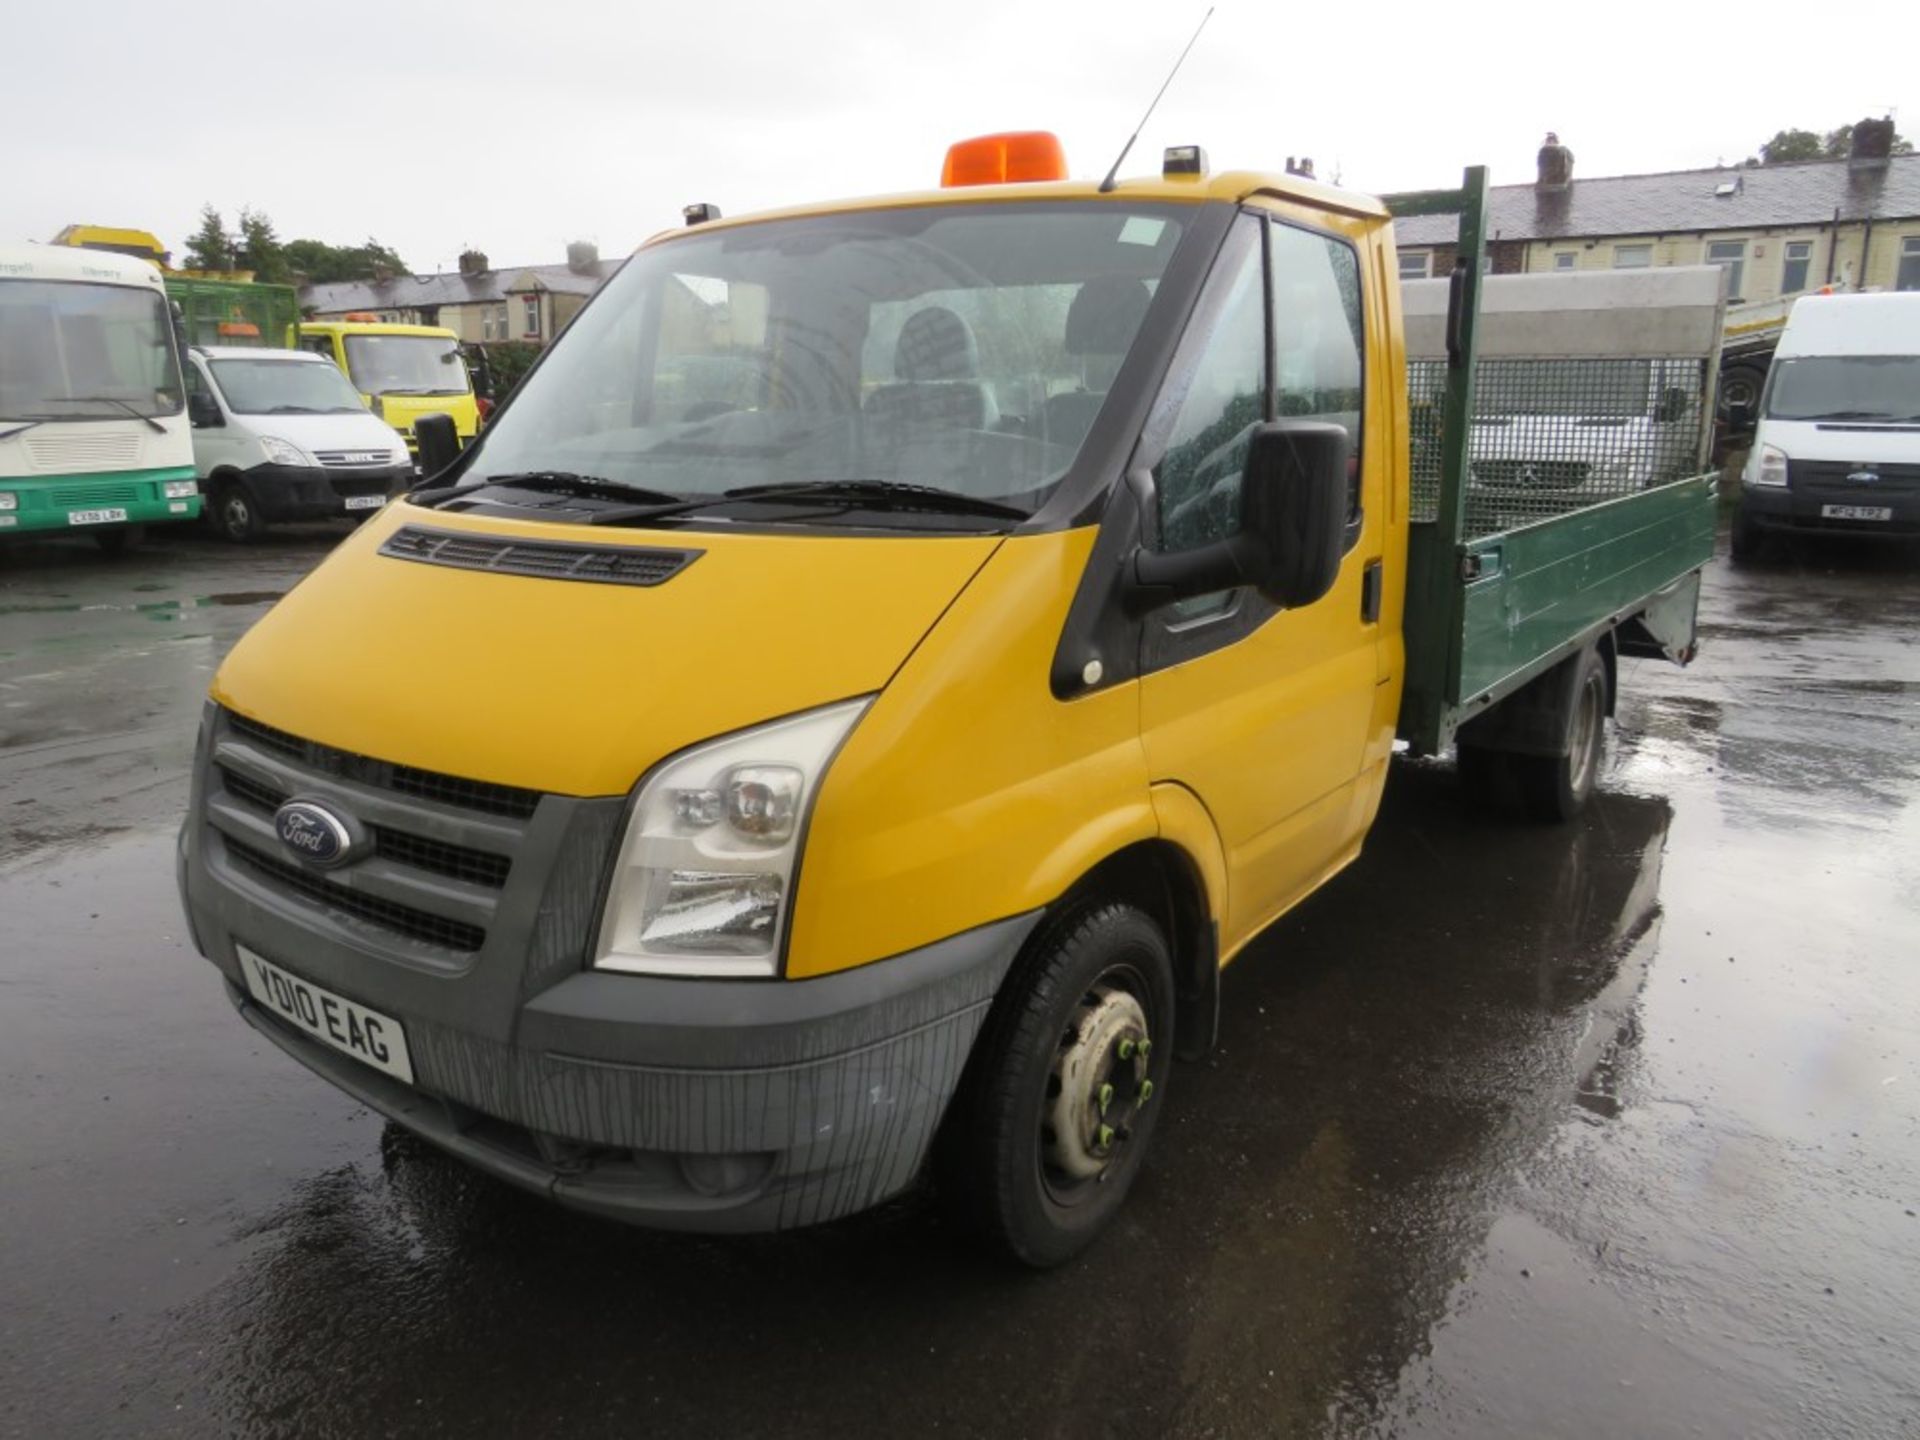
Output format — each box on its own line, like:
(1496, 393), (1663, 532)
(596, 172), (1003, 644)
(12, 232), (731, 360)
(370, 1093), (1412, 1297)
(1553, 252), (1577, 271)
(1781, 240), (1814, 296)
(1897, 236), (1920, 292)
(1398, 250), (1430, 280)
(1705, 240), (1746, 300)
(1613, 244), (1652, 269)
(523, 296), (541, 337)
(482, 307), (499, 341)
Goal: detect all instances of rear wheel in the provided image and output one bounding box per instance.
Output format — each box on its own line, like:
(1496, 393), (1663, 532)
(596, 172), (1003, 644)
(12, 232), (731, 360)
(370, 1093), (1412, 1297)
(1514, 646), (1609, 822)
(210, 481), (264, 543)
(937, 903), (1175, 1268)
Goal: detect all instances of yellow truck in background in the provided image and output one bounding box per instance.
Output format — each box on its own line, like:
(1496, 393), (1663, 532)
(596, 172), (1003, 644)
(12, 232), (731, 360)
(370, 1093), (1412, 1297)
(297, 319), (480, 458)
(178, 134), (1717, 1266)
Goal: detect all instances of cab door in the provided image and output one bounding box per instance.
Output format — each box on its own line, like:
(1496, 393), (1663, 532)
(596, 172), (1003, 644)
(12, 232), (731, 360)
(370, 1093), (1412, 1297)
(1136, 209), (1381, 955)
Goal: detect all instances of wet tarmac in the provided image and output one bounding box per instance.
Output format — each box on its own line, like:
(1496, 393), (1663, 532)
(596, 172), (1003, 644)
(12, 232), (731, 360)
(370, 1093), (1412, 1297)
(2, 526), (1917, 1438)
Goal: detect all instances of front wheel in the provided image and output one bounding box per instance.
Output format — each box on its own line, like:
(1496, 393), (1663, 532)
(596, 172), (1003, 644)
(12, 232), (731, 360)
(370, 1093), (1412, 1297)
(937, 903), (1175, 1268)
(1730, 505), (1763, 563)
(210, 481), (264, 543)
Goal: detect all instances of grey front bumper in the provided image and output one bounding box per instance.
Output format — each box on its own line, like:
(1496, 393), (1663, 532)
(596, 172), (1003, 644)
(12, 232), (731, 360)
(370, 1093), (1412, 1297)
(185, 794), (1036, 1230)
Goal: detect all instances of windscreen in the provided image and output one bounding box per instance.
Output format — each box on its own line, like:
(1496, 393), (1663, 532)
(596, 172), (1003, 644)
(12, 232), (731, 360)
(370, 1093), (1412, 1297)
(1766, 355), (1920, 422)
(464, 203), (1190, 508)
(211, 358), (366, 415)
(344, 335), (470, 397)
(1472, 359), (1653, 419)
(0, 281), (182, 422)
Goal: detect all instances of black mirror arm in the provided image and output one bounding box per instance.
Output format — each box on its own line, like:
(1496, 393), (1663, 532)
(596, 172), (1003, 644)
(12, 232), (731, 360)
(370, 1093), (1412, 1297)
(1121, 533), (1266, 616)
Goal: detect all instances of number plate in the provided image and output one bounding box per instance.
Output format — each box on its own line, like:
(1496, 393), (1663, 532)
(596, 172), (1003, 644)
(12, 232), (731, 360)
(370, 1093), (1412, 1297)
(67, 507), (128, 526)
(1821, 504), (1893, 521)
(238, 945), (415, 1083)
(343, 494), (387, 512)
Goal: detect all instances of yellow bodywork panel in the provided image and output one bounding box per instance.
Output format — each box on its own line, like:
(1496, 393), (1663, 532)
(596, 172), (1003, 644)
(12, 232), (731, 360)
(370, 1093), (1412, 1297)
(211, 503), (1000, 798)
(787, 529), (1156, 976)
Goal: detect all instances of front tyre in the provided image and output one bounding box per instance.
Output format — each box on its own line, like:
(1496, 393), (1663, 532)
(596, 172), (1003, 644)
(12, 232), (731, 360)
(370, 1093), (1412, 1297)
(939, 903), (1175, 1268)
(211, 481), (264, 544)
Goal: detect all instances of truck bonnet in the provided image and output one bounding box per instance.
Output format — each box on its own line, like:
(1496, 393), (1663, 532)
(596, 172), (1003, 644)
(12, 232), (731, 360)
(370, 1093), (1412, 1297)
(210, 510), (1003, 797)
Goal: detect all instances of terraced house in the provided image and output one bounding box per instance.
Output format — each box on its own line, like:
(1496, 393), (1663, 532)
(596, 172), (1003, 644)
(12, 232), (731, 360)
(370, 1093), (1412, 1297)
(1394, 120), (1920, 306)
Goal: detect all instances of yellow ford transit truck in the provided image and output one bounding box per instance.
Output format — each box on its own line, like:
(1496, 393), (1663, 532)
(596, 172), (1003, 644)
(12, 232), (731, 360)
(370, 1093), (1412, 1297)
(178, 138), (1718, 1265)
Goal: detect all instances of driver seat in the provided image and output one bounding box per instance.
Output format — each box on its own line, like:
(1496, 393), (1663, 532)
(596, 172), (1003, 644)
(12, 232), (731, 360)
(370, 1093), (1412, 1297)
(864, 307), (998, 431)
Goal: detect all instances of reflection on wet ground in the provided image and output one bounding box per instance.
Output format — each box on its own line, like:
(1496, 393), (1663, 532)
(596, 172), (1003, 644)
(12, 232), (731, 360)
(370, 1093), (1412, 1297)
(1, 531), (1917, 1438)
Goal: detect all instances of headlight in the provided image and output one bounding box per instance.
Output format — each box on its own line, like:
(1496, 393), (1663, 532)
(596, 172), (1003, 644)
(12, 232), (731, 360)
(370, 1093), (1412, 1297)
(162, 479), (200, 499)
(0, 491), (16, 511)
(1750, 444), (1788, 488)
(261, 436), (314, 467)
(594, 698), (871, 977)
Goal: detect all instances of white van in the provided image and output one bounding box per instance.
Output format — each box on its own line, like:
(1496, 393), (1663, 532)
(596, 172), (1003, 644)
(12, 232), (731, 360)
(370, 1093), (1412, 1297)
(1734, 292), (1920, 558)
(184, 347), (412, 542)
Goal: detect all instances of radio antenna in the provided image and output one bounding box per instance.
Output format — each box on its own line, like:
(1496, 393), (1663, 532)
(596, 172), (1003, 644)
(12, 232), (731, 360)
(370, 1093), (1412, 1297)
(1098, 7), (1216, 194)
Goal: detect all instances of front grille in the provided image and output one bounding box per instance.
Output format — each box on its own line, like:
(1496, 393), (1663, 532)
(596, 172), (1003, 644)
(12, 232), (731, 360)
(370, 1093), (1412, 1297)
(216, 764), (512, 888)
(26, 433), (140, 470)
(1789, 459), (1920, 493)
(379, 525), (699, 588)
(225, 710), (540, 820)
(227, 838), (487, 952)
(1469, 459), (1592, 489)
(313, 449), (397, 470)
(50, 481), (142, 506)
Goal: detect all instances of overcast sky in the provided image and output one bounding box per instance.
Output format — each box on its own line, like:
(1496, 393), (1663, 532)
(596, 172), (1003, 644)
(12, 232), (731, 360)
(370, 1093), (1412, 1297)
(6, 0), (1910, 274)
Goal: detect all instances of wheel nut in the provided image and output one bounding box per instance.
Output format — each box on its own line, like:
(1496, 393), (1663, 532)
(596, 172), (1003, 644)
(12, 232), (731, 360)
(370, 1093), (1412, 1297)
(1137, 1039), (1152, 1059)
(1097, 1082), (1114, 1114)
(1117, 1038), (1135, 1060)
(1096, 1124), (1115, 1149)
(1138, 1079), (1154, 1104)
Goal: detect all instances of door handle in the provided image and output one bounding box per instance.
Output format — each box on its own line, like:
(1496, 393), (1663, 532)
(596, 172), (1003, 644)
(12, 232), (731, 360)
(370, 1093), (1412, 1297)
(1361, 560), (1383, 624)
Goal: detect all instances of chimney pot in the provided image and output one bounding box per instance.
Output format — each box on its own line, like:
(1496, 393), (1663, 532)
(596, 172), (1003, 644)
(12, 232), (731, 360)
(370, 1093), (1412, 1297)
(458, 249), (489, 277)
(566, 240), (599, 275)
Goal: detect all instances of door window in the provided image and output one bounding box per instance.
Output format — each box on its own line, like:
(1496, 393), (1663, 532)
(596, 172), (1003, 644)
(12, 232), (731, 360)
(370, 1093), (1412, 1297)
(1270, 220), (1365, 532)
(1148, 215), (1265, 555)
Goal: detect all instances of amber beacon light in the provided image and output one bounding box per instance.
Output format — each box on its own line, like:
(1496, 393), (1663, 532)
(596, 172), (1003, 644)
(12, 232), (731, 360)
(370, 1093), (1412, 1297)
(940, 131), (1069, 187)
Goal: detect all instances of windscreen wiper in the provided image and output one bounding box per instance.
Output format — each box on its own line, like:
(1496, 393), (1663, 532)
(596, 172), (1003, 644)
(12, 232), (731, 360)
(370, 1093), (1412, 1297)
(582, 479), (1032, 528)
(414, 470), (685, 510)
(0, 420), (45, 441)
(64, 396), (166, 433)
(1804, 409), (1897, 421)
(722, 480), (1031, 519)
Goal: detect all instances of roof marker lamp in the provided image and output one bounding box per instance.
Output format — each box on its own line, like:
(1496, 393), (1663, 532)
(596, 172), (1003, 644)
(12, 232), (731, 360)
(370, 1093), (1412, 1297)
(941, 131), (1069, 188)
(1162, 145), (1208, 178)
(593, 698), (872, 977)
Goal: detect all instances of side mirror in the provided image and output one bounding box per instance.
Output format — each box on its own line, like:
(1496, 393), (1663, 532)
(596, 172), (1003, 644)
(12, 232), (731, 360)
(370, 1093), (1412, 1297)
(1126, 420), (1349, 615)
(188, 392), (222, 428)
(414, 412), (461, 478)
(1656, 386), (1690, 423)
